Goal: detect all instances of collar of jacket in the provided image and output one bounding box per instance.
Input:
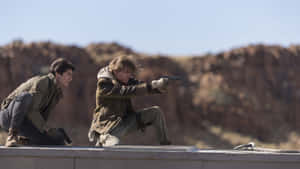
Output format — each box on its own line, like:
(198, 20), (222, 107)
(47, 73), (64, 98)
(97, 66), (120, 85)
(97, 66), (115, 79)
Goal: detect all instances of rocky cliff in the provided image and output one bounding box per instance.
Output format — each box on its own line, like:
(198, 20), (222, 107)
(1, 40), (300, 147)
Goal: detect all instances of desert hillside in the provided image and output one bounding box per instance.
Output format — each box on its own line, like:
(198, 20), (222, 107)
(1, 40), (300, 149)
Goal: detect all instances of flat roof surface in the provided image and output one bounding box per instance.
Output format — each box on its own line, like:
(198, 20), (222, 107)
(1, 145), (300, 162)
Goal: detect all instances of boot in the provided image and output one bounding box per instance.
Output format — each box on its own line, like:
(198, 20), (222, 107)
(95, 139), (103, 147)
(5, 128), (19, 147)
(5, 128), (28, 147)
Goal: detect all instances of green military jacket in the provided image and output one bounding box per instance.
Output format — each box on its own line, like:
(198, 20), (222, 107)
(1, 73), (63, 132)
(89, 66), (160, 135)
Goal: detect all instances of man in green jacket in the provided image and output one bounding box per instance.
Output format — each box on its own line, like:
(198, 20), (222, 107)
(0, 58), (75, 147)
(88, 56), (171, 147)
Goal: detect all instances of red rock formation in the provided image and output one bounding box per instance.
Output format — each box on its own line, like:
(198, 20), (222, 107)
(180, 44), (300, 141)
(1, 41), (300, 145)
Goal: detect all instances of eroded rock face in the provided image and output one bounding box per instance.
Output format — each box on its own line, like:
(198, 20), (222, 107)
(180, 44), (300, 141)
(1, 41), (300, 145)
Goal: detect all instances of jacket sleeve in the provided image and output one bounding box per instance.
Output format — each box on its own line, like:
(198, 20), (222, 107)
(97, 78), (159, 98)
(27, 77), (49, 133)
(127, 78), (162, 94)
(127, 78), (143, 85)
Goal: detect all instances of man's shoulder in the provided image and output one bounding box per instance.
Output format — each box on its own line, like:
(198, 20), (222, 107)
(23, 74), (52, 90)
(31, 74), (50, 84)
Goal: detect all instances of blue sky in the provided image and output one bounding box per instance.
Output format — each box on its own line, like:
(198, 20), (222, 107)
(1, 0), (299, 55)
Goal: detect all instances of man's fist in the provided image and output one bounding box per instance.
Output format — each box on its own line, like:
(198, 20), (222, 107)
(151, 78), (169, 91)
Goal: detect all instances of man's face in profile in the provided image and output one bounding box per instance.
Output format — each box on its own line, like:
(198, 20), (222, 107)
(114, 68), (133, 84)
(56, 69), (73, 87)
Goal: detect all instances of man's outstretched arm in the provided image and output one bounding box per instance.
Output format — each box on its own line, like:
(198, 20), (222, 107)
(97, 78), (154, 98)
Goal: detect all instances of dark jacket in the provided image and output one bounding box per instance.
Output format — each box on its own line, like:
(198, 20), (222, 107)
(89, 66), (160, 135)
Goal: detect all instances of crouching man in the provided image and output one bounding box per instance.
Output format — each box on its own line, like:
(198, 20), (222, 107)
(88, 56), (171, 147)
(0, 58), (75, 147)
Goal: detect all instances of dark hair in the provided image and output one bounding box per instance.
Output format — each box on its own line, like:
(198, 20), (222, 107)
(50, 58), (75, 75)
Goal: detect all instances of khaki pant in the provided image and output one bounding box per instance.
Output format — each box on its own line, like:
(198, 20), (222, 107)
(99, 106), (169, 146)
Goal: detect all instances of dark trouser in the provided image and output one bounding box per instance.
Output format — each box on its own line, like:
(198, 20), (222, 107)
(0, 92), (65, 146)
